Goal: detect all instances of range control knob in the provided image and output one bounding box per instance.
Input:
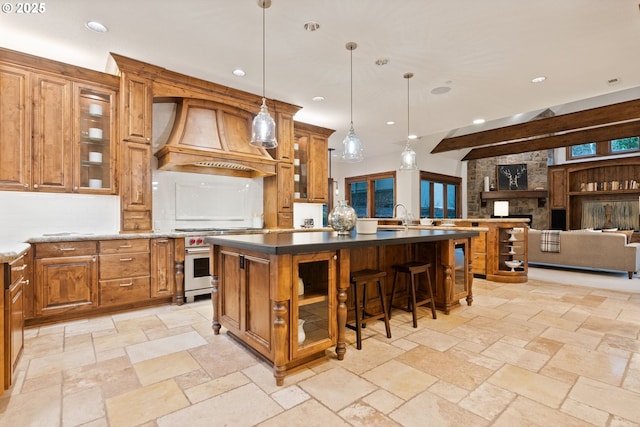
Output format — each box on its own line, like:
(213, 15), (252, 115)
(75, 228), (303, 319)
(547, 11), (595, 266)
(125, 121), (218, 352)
(197, 238), (203, 245)
(189, 238), (196, 245)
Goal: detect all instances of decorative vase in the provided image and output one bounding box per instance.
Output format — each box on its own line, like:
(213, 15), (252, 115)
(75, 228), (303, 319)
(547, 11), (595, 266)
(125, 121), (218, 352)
(328, 200), (357, 235)
(298, 319), (306, 345)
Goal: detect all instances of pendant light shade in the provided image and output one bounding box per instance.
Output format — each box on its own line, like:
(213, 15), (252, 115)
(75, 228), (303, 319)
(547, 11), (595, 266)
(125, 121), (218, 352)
(399, 72), (418, 170)
(250, 0), (277, 148)
(341, 42), (363, 162)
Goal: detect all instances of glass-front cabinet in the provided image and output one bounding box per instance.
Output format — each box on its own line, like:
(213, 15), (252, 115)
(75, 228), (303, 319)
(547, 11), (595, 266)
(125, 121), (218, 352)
(292, 252), (336, 358)
(74, 84), (116, 193)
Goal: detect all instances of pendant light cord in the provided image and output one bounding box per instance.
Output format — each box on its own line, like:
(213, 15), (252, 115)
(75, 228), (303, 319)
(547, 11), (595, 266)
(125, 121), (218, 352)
(349, 47), (353, 126)
(404, 72), (414, 141)
(262, 4), (266, 100)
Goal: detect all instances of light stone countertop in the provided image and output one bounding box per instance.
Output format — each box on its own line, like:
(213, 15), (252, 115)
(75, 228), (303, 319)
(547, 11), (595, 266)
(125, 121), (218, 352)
(0, 227), (333, 263)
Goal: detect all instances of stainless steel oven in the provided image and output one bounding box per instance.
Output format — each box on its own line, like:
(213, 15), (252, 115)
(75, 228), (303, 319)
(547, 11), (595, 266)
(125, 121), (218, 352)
(183, 235), (213, 303)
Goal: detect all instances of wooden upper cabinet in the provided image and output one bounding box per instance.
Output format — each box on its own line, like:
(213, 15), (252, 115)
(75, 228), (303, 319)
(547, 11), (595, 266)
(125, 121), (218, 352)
(120, 73), (152, 143)
(74, 83), (117, 194)
(548, 168), (566, 209)
(293, 122), (334, 204)
(268, 111), (294, 161)
(0, 64), (31, 191)
(121, 141), (152, 232)
(32, 73), (73, 192)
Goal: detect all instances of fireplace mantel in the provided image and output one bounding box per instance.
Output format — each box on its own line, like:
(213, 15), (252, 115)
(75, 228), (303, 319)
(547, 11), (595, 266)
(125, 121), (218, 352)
(480, 190), (548, 208)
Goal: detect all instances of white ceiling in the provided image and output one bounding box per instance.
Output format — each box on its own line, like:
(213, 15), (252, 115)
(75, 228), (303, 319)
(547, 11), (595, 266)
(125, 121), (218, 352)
(2, 0), (640, 161)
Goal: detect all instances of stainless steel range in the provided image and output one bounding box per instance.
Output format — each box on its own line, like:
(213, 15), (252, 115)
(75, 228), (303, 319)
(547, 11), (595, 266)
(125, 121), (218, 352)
(176, 228), (264, 302)
(182, 233), (213, 303)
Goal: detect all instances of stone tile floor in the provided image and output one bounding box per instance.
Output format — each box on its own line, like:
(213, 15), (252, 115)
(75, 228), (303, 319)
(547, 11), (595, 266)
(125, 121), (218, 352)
(1, 269), (640, 426)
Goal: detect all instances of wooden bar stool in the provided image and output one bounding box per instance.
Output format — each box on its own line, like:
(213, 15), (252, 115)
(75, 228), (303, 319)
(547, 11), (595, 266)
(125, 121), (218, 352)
(346, 269), (392, 350)
(389, 262), (437, 328)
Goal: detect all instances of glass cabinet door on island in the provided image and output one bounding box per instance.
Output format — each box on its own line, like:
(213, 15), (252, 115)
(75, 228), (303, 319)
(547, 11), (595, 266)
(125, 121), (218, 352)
(292, 252), (336, 358)
(75, 84), (116, 193)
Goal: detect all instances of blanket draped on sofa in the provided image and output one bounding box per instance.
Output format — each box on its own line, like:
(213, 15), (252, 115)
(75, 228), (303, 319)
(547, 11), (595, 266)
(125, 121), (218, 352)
(540, 230), (560, 253)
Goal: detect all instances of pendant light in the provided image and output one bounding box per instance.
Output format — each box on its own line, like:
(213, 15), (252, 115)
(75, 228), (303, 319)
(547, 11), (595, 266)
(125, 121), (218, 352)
(399, 72), (417, 170)
(341, 42), (364, 162)
(250, 0), (277, 148)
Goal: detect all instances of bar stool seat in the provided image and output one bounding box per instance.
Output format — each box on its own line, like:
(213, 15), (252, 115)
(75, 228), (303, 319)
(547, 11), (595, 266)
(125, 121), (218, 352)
(389, 261), (436, 328)
(346, 269), (392, 350)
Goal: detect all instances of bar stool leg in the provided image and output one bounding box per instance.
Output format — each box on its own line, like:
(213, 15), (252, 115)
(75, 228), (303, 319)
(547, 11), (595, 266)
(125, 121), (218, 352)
(388, 270), (399, 319)
(425, 270), (437, 320)
(353, 281), (362, 350)
(377, 279), (392, 338)
(409, 273), (419, 328)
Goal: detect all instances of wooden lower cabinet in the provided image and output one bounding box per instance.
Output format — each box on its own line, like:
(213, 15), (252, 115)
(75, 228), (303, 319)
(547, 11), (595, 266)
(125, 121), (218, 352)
(151, 238), (174, 299)
(98, 239), (150, 306)
(4, 250), (28, 390)
(30, 237), (178, 325)
(35, 241), (98, 317)
(213, 246), (336, 384)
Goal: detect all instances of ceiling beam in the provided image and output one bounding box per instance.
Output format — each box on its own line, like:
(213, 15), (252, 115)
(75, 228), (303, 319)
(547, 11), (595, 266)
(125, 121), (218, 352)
(461, 120), (640, 161)
(432, 98), (640, 154)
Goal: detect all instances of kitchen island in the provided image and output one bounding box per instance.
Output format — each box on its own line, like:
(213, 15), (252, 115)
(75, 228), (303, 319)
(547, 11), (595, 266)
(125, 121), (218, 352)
(205, 228), (478, 385)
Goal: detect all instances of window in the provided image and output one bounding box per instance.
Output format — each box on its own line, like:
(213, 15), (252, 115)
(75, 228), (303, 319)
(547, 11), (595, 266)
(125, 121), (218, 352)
(568, 137), (639, 159)
(420, 171), (461, 219)
(346, 172), (396, 218)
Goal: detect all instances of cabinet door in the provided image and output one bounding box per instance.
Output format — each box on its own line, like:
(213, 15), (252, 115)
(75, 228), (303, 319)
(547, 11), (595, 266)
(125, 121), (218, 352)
(278, 162), (294, 212)
(74, 83), (117, 193)
(293, 251), (336, 358)
(219, 249), (273, 358)
(121, 141), (152, 232)
(4, 279), (23, 389)
(307, 134), (328, 202)
(35, 255), (98, 316)
(121, 73), (152, 143)
(0, 64), (31, 191)
(549, 168), (566, 209)
(151, 238), (175, 298)
(268, 111), (294, 161)
(32, 73), (73, 192)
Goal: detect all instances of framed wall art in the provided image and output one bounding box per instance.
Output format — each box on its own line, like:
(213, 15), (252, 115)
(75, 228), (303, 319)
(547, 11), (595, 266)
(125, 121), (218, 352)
(497, 164), (528, 190)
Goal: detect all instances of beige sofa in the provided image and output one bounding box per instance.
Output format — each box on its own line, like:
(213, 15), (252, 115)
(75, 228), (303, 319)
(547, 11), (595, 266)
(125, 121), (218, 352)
(528, 229), (640, 279)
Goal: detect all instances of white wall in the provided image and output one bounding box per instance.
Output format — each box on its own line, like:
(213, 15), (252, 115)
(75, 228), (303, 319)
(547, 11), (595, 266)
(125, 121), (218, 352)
(0, 192), (120, 242)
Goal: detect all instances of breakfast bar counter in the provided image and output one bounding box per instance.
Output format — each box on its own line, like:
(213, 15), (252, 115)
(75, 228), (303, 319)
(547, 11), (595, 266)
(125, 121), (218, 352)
(205, 228), (478, 385)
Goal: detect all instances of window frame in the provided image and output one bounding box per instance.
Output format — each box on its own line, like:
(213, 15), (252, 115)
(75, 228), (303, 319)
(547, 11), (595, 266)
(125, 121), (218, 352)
(567, 136), (640, 160)
(419, 171), (462, 219)
(345, 171), (396, 218)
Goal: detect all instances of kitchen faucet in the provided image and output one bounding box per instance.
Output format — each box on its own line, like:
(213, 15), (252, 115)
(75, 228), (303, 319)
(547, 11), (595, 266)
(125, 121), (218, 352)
(393, 203), (408, 228)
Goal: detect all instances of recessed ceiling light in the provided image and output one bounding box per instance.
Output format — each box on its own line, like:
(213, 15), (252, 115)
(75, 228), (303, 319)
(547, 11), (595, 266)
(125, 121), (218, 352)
(232, 69), (246, 77)
(312, 96), (325, 102)
(375, 58), (390, 66)
(85, 21), (108, 33)
(304, 21), (320, 32)
(408, 134), (418, 140)
(386, 121), (395, 125)
(607, 77), (621, 86)
(473, 118), (485, 125)
(531, 76), (546, 83)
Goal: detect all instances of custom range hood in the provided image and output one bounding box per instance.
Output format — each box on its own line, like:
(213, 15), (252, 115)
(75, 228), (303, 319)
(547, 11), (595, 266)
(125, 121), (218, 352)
(155, 98), (277, 178)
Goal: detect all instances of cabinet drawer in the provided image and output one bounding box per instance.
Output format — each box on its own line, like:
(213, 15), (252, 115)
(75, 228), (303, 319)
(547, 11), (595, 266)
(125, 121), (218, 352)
(35, 241), (97, 258)
(99, 276), (150, 306)
(9, 253), (27, 285)
(99, 252), (150, 279)
(121, 210), (152, 232)
(100, 239), (149, 254)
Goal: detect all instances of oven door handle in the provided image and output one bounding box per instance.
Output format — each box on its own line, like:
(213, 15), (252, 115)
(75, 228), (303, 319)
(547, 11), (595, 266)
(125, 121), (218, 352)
(185, 247), (211, 255)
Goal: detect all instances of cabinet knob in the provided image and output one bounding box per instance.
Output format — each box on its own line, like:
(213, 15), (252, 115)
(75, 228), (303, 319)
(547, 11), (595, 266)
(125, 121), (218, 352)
(33, 184), (39, 189)
(73, 186), (78, 191)
(23, 183), (29, 188)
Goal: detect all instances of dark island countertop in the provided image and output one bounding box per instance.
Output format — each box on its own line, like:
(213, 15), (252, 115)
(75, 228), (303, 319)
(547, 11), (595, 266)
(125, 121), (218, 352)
(204, 228), (479, 255)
